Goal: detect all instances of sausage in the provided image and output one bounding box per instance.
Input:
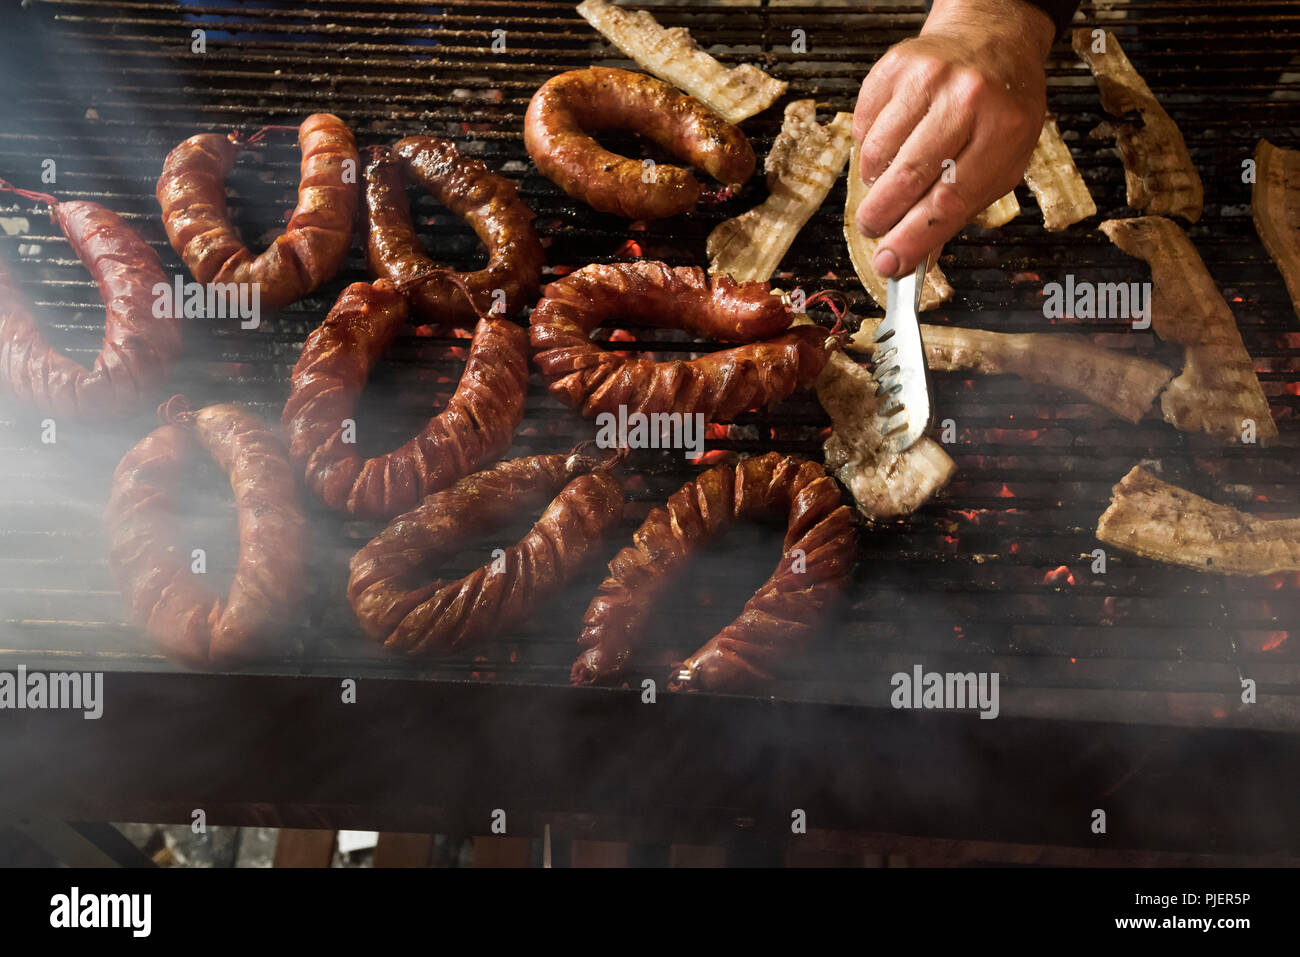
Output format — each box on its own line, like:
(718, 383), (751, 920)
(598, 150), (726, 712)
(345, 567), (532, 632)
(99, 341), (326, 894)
(348, 452), (625, 656)
(524, 66), (756, 219)
(105, 400), (308, 668)
(0, 201), (180, 420)
(365, 139), (544, 327)
(282, 280), (530, 519)
(530, 261), (831, 421)
(156, 113), (359, 312)
(572, 452), (855, 691)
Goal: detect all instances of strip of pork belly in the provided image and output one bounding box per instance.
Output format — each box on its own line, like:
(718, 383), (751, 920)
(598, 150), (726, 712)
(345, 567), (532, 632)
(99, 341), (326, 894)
(1097, 466), (1300, 576)
(844, 141), (954, 311)
(1024, 115), (1097, 231)
(1073, 28), (1203, 222)
(1252, 138), (1300, 319)
(1100, 216), (1277, 442)
(708, 101), (853, 282)
(577, 0), (786, 124)
(920, 324), (1172, 423)
(812, 342), (955, 520)
(970, 191), (1021, 229)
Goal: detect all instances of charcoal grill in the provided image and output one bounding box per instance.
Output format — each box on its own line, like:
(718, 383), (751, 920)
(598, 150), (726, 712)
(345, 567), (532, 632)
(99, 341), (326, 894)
(0, 0), (1298, 861)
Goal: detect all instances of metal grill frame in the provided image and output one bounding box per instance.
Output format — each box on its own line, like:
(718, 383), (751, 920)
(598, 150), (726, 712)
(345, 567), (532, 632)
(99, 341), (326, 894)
(0, 0), (1298, 854)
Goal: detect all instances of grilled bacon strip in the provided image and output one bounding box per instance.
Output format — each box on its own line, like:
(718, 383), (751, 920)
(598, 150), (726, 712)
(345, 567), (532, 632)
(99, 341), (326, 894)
(530, 261), (829, 422)
(0, 201), (180, 420)
(1073, 29), (1203, 222)
(708, 100), (854, 283)
(365, 138), (544, 327)
(1252, 138), (1300, 319)
(970, 191), (1020, 229)
(816, 342), (955, 520)
(576, 0), (786, 124)
(156, 113), (359, 312)
(1100, 216), (1276, 442)
(844, 141), (953, 311)
(349, 453), (625, 656)
(919, 324), (1173, 424)
(1023, 115), (1096, 231)
(282, 281), (530, 519)
(105, 401), (308, 668)
(1097, 465), (1300, 576)
(572, 452), (855, 691)
(524, 66), (756, 219)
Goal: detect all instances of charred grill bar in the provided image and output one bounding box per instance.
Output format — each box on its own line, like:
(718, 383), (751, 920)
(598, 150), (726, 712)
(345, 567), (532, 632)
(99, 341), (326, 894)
(0, 0), (1297, 858)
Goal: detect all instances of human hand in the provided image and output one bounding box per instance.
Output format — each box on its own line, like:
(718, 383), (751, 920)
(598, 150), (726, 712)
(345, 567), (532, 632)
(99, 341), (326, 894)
(851, 0), (1055, 278)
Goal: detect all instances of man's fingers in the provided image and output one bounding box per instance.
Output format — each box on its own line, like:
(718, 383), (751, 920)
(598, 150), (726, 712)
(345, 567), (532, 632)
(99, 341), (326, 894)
(851, 69), (895, 143)
(871, 137), (1007, 278)
(855, 94), (930, 206)
(854, 101), (972, 241)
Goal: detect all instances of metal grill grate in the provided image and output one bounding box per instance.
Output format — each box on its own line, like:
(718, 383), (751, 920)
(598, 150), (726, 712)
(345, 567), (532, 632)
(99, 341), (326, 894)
(0, 0), (1298, 731)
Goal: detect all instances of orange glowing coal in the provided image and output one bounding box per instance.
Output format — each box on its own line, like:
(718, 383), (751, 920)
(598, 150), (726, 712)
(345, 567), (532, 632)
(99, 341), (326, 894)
(998, 484), (1015, 498)
(1043, 565), (1075, 585)
(1262, 631), (1289, 651)
(705, 423), (730, 440)
(615, 239), (644, 258)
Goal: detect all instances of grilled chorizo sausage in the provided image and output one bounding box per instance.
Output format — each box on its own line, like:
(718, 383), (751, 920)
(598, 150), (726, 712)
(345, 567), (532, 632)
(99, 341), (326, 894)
(348, 452), (625, 656)
(572, 452), (855, 691)
(524, 67), (756, 219)
(0, 201), (180, 420)
(156, 113), (359, 312)
(530, 261), (830, 421)
(365, 138), (544, 327)
(105, 400), (308, 668)
(282, 280), (530, 519)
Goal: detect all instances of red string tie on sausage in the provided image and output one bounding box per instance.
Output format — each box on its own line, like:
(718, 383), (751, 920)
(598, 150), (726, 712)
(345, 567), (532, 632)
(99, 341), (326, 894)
(229, 124), (301, 148)
(566, 438), (628, 473)
(697, 185), (736, 205)
(157, 394), (197, 428)
(0, 178), (60, 218)
(398, 268), (497, 324)
(804, 289), (851, 351)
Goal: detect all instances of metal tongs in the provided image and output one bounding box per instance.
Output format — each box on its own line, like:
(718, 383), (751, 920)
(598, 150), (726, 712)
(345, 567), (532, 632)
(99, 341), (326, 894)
(871, 257), (934, 453)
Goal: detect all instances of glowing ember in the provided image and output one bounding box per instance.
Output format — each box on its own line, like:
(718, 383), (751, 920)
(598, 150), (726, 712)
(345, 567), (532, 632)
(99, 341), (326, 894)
(414, 324), (435, 338)
(953, 626), (965, 639)
(1043, 565), (1075, 585)
(695, 449), (729, 465)
(998, 484), (1015, 498)
(1262, 631), (1288, 651)
(705, 423), (730, 440)
(615, 239), (643, 258)
(551, 265), (574, 277)
(1009, 543), (1020, 554)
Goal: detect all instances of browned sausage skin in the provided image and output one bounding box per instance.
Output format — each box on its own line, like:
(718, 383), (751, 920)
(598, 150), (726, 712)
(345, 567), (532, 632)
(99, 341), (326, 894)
(348, 452), (626, 656)
(572, 451), (855, 691)
(524, 67), (756, 219)
(105, 400), (308, 668)
(365, 139), (544, 327)
(0, 200), (180, 420)
(156, 113), (359, 312)
(530, 261), (830, 421)
(282, 280), (530, 519)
